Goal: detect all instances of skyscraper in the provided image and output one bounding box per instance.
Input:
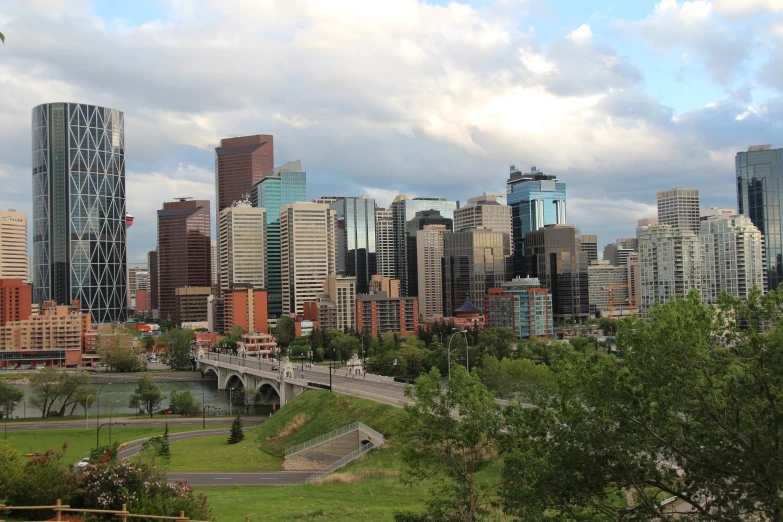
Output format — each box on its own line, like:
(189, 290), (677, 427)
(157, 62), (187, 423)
(391, 195), (458, 296)
(454, 194), (512, 236)
(416, 224), (447, 321)
(148, 250), (158, 315)
(657, 188), (700, 235)
(525, 224), (588, 324)
(32, 103), (127, 323)
(280, 202), (337, 315)
(405, 209), (454, 298)
(215, 135), (274, 215)
(737, 145), (783, 290)
(484, 277), (553, 339)
(700, 214), (765, 303)
(579, 234), (598, 264)
(157, 199), (211, 321)
(253, 161), (306, 317)
(638, 224), (701, 315)
(506, 166), (567, 277)
(331, 197), (376, 293)
(219, 202), (266, 291)
(0, 210), (28, 280)
(444, 228), (511, 316)
(375, 207), (395, 279)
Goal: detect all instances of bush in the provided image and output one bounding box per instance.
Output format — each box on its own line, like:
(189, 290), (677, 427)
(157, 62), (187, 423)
(6, 445), (77, 520)
(169, 391), (200, 416)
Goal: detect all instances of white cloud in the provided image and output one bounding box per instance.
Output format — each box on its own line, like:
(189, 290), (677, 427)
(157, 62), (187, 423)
(568, 24), (593, 44)
(713, 0), (783, 17)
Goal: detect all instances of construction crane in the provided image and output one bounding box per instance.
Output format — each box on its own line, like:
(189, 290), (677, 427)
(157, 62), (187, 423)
(600, 283), (634, 319)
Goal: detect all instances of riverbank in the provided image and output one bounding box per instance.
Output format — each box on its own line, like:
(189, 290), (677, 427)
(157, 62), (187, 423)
(2, 370), (216, 385)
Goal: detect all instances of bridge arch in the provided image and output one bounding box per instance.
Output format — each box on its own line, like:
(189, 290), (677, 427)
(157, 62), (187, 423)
(201, 365), (219, 380)
(223, 371), (247, 390)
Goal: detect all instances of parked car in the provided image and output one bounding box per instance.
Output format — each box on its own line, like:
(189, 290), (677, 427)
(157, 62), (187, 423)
(75, 458), (91, 468)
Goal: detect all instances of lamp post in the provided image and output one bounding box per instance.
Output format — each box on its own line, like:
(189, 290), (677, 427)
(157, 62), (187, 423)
(84, 395), (93, 429)
(108, 399), (120, 445)
(95, 383), (111, 448)
(446, 330), (469, 381)
(4, 402), (18, 440)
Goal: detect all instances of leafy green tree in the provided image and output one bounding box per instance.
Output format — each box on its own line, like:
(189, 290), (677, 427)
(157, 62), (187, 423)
(98, 331), (146, 372)
(129, 375), (164, 417)
(161, 329), (195, 369)
(502, 289), (783, 521)
(242, 386), (259, 415)
(331, 334), (360, 362)
(476, 356), (554, 402)
(0, 380), (23, 418)
(141, 424), (171, 463)
(7, 445), (76, 518)
(228, 414), (244, 444)
(70, 383), (95, 417)
(277, 316), (296, 347)
(28, 366), (61, 418)
(54, 371), (91, 417)
(0, 439), (24, 502)
(226, 325), (245, 341)
(169, 390), (200, 416)
(474, 328), (517, 362)
(396, 366), (505, 522)
(90, 441), (121, 462)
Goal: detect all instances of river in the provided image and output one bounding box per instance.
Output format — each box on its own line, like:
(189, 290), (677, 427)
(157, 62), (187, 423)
(9, 379), (273, 419)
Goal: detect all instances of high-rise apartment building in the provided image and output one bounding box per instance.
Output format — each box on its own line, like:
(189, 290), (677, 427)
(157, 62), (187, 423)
(603, 237), (638, 266)
(506, 166), (566, 277)
(0, 210), (28, 280)
(638, 224), (701, 315)
(175, 286), (212, 324)
(579, 234), (598, 265)
(700, 214), (764, 303)
(280, 202), (337, 315)
(636, 218), (659, 238)
(737, 145), (783, 290)
(224, 284), (268, 334)
(627, 252), (641, 313)
(454, 195), (512, 237)
(369, 275), (399, 298)
(701, 207), (735, 221)
(444, 228), (511, 316)
(127, 265), (147, 310)
(322, 276), (357, 331)
(587, 261), (631, 317)
(406, 210), (453, 298)
(32, 103), (127, 323)
(657, 188), (700, 235)
(356, 292), (419, 337)
(214, 135), (274, 215)
(484, 277), (553, 339)
(391, 196), (458, 297)
(157, 199), (211, 321)
(148, 250), (158, 314)
(219, 202), (266, 292)
(416, 224), (447, 321)
(331, 197), (376, 293)
(253, 160), (306, 317)
(525, 224), (589, 324)
(375, 207), (395, 279)
(0, 279), (32, 327)
(211, 239), (217, 286)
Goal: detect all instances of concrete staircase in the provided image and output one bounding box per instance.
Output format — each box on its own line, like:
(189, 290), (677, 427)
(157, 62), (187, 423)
(283, 422), (385, 480)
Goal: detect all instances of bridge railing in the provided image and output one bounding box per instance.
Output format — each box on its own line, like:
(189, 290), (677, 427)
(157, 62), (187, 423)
(305, 441), (376, 483)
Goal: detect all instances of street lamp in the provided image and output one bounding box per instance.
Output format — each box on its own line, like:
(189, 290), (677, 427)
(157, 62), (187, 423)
(84, 395), (93, 429)
(446, 330), (469, 381)
(4, 402), (18, 440)
(95, 383), (111, 447)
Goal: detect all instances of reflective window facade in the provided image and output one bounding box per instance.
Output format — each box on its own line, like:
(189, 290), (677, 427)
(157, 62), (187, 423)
(331, 197), (376, 294)
(32, 103), (127, 323)
(737, 146), (783, 290)
(252, 161), (306, 318)
(506, 167), (566, 277)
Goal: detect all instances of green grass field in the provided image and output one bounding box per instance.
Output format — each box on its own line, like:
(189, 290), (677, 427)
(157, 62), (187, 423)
(168, 433), (282, 472)
(5, 425), (223, 465)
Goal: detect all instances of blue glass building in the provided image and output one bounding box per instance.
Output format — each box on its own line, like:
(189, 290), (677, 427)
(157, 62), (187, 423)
(331, 197), (376, 294)
(252, 160), (306, 318)
(737, 145), (783, 291)
(32, 102), (127, 323)
(506, 166), (566, 277)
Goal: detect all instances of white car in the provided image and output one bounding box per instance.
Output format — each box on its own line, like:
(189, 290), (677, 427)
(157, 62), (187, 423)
(75, 457), (91, 468)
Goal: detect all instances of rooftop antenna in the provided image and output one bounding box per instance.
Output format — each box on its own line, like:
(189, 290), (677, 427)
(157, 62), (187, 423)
(175, 197), (193, 202)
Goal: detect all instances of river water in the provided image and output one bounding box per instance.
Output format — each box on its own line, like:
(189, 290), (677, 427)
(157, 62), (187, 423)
(9, 379), (271, 419)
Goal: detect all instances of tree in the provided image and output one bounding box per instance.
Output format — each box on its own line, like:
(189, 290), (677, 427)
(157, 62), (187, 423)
(277, 316), (296, 347)
(396, 366), (506, 522)
(502, 289), (783, 521)
(226, 325), (245, 341)
(169, 390), (200, 416)
(228, 414), (244, 444)
(141, 423), (171, 464)
(71, 384), (95, 417)
(161, 329), (195, 370)
(0, 380), (23, 419)
(0, 31), (4, 44)
(0, 439), (24, 503)
(28, 367), (61, 418)
(129, 375), (164, 417)
(476, 355), (554, 402)
(242, 386), (259, 415)
(98, 331), (146, 372)
(55, 371), (91, 417)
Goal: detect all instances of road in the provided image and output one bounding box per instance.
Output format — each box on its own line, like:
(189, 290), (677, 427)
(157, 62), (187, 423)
(3, 416), (265, 433)
(205, 353), (414, 407)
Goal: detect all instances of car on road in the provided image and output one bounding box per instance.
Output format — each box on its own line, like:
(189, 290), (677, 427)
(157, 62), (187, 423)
(75, 458), (91, 468)
(271, 365), (279, 371)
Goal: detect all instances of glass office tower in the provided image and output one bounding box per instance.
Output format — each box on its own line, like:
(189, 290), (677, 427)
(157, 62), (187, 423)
(506, 166), (566, 277)
(32, 102), (127, 323)
(331, 197), (376, 294)
(737, 145), (783, 291)
(252, 160), (306, 318)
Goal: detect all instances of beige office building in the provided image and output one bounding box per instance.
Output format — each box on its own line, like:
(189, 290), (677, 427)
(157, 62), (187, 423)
(416, 224), (447, 320)
(280, 203), (337, 315)
(657, 188), (701, 235)
(587, 260), (631, 318)
(318, 276), (357, 331)
(375, 207), (395, 278)
(0, 210), (28, 281)
(454, 195), (512, 238)
(175, 286), (213, 324)
(219, 203), (267, 292)
(370, 275), (400, 298)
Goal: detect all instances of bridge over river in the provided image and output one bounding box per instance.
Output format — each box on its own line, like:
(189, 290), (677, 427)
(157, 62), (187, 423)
(196, 352), (415, 408)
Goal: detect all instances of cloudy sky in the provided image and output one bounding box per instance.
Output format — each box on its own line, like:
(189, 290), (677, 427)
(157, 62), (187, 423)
(1, 0), (781, 262)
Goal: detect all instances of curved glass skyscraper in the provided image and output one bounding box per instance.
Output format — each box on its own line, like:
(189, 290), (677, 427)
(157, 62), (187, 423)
(32, 102), (127, 323)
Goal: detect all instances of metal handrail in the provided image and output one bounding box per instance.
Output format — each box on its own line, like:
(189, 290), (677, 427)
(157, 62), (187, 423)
(305, 441), (376, 483)
(284, 421), (384, 457)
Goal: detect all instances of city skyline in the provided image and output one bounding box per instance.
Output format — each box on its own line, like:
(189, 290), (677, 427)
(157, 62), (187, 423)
(2, 1), (779, 262)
